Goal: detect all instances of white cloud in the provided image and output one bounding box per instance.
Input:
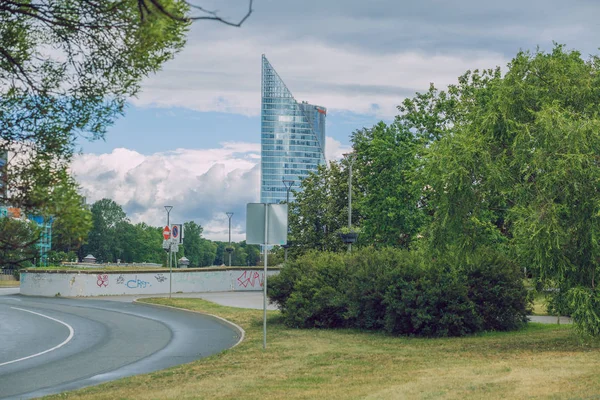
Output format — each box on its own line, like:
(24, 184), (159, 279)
(71, 138), (348, 241)
(134, 39), (507, 119)
(71, 143), (260, 242)
(325, 137), (352, 162)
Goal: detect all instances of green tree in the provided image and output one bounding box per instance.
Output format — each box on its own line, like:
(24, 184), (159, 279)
(116, 222), (165, 264)
(0, 1), (188, 214)
(83, 199), (128, 262)
(182, 221), (204, 267)
(198, 238), (217, 267)
(420, 45), (600, 335)
(50, 177), (92, 253)
(0, 217), (40, 270)
(288, 162), (359, 256)
(214, 241), (226, 265)
(232, 244), (248, 266)
(240, 241), (260, 266)
(352, 121), (424, 248)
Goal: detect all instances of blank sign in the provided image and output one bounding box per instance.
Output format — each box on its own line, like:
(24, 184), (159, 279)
(246, 203), (288, 245)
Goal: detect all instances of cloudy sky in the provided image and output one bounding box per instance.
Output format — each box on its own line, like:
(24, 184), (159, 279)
(72, 0), (600, 241)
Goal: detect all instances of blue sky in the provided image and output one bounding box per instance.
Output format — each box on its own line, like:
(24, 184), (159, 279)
(78, 107), (387, 155)
(70, 0), (600, 241)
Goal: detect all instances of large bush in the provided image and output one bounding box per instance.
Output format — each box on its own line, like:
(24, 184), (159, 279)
(269, 251), (349, 328)
(268, 247), (530, 337)
(461, 249), (530, 331)
(383, 264), (481, 337)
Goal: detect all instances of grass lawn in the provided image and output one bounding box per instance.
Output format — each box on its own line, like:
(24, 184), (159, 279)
(43, 298), (600, 400)
(0, 280), (19, 287)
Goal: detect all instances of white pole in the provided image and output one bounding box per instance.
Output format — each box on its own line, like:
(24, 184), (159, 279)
(263, 204), (269, 350)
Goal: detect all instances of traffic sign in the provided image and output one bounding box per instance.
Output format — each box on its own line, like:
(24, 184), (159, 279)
(171, 224), (183, 244)
(172, 225), (179, 242)
(163, 225), (171, 240)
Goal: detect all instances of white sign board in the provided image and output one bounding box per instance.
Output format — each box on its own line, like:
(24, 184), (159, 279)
(246, 203), (288, 245)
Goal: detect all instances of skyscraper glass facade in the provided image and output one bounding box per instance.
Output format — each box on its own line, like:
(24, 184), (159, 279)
(261, 55), (326, 204)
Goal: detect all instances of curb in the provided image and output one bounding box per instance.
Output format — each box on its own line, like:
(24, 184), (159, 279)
(133, 299), (246, 349)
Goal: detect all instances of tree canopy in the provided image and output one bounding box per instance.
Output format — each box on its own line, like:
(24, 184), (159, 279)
(285, 44), (600, 335)
(0, 1), (189, 215)
(418, 46), (600, 335)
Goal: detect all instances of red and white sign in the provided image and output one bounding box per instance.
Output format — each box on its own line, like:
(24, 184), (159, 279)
(162, 225), (171, 240)
(171, 224), (183, 244)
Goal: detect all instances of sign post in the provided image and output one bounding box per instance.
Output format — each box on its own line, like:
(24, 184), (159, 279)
(263, 206), (268, 350)
(167, 224), (183, 297)
(246, 203), (288, 350)
(163, 225), (172, 296)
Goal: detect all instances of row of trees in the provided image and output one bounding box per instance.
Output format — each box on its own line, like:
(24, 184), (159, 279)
(48, 198), (262, 268)
(286, 45), (600, 336)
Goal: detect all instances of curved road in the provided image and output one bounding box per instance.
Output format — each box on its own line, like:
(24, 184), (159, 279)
(0, 289), (240, 400)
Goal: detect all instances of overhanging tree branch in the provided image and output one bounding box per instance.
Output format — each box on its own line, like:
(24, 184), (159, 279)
(141, 0), (253, 25)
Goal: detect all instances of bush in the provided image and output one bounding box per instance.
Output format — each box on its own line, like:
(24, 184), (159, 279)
(462, 249), (530, 331)
(268, 251), (349, 328)
(344, 248), (415, 330)
(268, 247), (530, 337)
(383, 264), (481, 337)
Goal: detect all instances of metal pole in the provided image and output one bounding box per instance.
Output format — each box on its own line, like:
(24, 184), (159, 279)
(347, 156), (354, 252)
(282, 179), (294, 262)
(263, 204), (269, 350)
(164, 206), (173, 298)
(226, 212), (233, 267)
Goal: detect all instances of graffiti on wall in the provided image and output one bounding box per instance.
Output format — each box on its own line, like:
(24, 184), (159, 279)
(236, 271), (263, 288)
(96, 274), (109, 287)
(126, 276), (151, 289)
(116, 274), (125, 285)
(155, 274), (167, 283)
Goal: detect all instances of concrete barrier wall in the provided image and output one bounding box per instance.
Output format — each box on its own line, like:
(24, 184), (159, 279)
(20, 268), (280, 297)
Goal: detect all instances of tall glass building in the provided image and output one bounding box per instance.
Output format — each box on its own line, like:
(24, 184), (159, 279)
(261, 55), (326, 204)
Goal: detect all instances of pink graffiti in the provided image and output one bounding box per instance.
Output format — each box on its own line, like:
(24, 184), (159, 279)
(97, 274), (109, 287)
(237, 271), (263, 288)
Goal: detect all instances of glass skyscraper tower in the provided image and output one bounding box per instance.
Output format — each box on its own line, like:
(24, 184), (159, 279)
(261, 55), (326, 204)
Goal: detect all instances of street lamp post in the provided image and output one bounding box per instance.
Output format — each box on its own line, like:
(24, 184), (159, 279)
(343, 153), (356, 252)
(282, 179), (295, 262)
(164, 205), (173, 298)
(226, 212), (234, 266)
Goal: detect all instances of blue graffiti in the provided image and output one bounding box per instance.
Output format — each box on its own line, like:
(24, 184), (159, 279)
(126, 277), (151, 289)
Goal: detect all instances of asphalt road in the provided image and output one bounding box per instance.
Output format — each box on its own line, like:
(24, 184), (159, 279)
(0, 290), (241, 400)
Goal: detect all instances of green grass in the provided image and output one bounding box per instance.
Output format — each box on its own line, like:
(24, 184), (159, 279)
(0, 280), (18, 287)
(42, 298), (600, 400)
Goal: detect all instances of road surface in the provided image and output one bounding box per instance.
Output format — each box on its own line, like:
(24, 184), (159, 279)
(0, 290), (240, 399)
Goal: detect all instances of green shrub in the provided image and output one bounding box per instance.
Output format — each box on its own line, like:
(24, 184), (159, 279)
(462, 249), (530, 331)
(384, 264), (481, 337)
(269, 248), (530, 337)
(344, 248), (415, 330)
(268, 251), (349, 328)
